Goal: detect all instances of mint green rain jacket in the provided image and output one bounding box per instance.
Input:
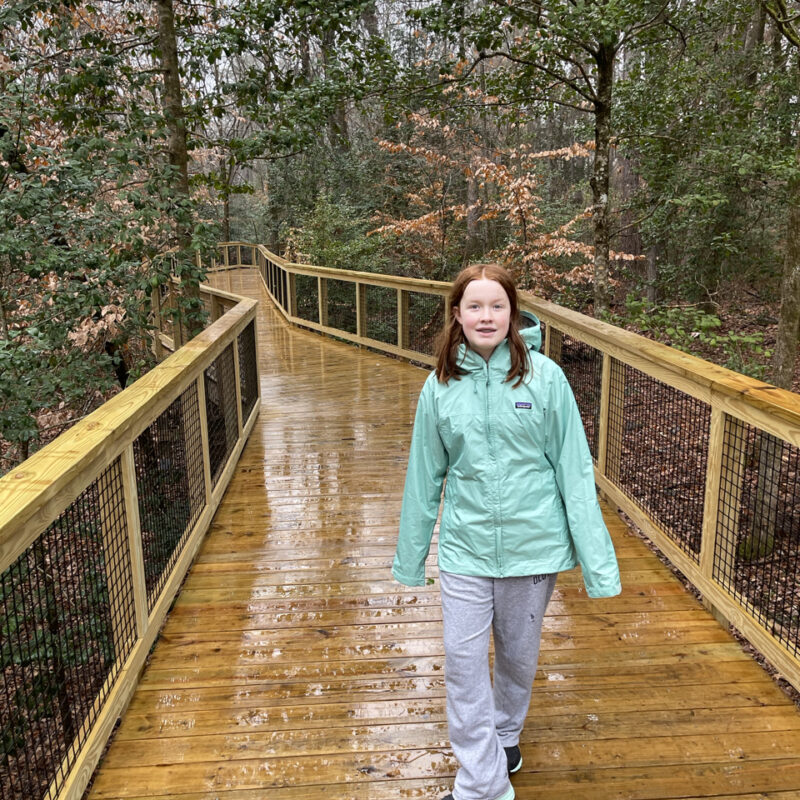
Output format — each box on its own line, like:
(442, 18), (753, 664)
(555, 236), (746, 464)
(392, 316), (621, 598)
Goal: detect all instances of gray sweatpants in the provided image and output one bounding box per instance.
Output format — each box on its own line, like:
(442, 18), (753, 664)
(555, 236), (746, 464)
(439, 571), (557, 800)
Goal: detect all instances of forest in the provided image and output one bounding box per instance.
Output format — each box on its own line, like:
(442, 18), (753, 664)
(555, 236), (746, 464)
(2, 0), (800, 476)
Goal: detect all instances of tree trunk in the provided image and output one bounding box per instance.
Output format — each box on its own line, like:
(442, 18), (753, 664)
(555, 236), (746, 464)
(646, 245), (659, 304)
(219, 156), (232, 242)
(590, 43), (615, 317)
(154, 0), (201, 334)
(771, 142), (800, 391)
(361, 2), (380, 38)
(464, 174), (480, 265)
(154, 0), (190, 238)
(739, 5), (800, 563)
(322, 29), (350, 150)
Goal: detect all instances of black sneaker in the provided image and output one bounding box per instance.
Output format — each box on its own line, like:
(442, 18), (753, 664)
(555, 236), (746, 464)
(504, 744), (522, 774)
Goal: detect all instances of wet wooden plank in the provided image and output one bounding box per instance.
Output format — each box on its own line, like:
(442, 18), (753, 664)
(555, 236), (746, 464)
(115, 703), (800, 742)
(87, 270), (800, 800)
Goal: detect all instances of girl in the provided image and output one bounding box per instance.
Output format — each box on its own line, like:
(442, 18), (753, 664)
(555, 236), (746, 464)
(393, 263), (621, 800)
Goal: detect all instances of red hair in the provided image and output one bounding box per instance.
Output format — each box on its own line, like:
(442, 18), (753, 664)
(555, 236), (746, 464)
(435, 263), (530, 387)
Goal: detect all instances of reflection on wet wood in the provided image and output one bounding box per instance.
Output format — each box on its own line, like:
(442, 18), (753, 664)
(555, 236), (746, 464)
(87, 270), (800, 800)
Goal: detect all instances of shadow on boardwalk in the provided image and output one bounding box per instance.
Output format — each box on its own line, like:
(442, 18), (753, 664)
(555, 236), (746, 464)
(87, 270), (800, 800)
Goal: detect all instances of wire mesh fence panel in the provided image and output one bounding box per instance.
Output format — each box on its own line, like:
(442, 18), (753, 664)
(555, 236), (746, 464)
(295, 275), (319, 324)
(134, 384), (206, 611)
(226, 245), (237, 266)
(609, 361), (710, 559)
(263, 262), (276, 299)
(559, 335), (602, 461)
(715, 418), (800, 656)
(204, 344), (239, 486)
(0, 461), (134, 800)
(240, 246), (253, 266)
(407, 293), (445, 357)
(366, 285), (397, 345)
(238, 322), (259, 421)
(325, 279), (358, 335)
(271, 265), (287, 312)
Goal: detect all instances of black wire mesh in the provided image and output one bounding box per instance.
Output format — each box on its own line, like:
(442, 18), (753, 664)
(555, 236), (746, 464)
(608, 360), (711, 559)
(204, 344), (239, 486)
(325, 279), (358, 335)
(366, 285), (398, 345)
(238, 321), (259, 421)
(1, 461), (134, 800)
(134, 383), (206, 611)
(267, 263), (287, 311)
(226, 245), (237, 266)
(407, 292), (445, 357)
(240, 246), (253, 266)
(715, 418), (800, 656)
(558, 334), (602, 461)
(295, 274), (319, 324)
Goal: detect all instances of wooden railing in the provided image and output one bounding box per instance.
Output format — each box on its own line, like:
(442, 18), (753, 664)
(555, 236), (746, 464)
(0, 281), (260, 800)
(218, 240), (800, 693)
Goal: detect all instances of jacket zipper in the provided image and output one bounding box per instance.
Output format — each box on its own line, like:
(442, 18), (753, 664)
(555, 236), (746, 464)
(484, 361), (503, 574)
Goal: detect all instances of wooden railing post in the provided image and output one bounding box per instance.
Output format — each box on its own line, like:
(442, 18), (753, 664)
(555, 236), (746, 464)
(232, 332), (244, 438)
(546, 327), (563, 363)
(356, 282), (367, 340)
(195, 375), (213, 507)
(596, 352), (612, 475)
(120, 446), (148, 637)
(318, 277), (329, 326)
(699, 407), (728, 620)
(707, 414), (746, 583)
(397, 289), (410, 350)
(604, 357), (625, 484)
(150, 287), (165, 361)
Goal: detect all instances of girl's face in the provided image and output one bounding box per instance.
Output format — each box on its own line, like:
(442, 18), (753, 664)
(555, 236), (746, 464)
(454, 278), (511, 361)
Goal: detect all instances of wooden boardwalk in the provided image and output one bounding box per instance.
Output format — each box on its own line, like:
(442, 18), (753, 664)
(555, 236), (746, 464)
(87, 270), (800, 800)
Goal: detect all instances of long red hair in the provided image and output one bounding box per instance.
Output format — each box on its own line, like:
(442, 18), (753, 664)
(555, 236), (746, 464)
(435, 263), (530, 387)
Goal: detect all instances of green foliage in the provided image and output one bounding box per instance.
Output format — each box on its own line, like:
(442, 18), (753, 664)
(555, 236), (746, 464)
(291, 193), (392, 273)
(616, 295), (771, 378)
(0, 1), (219, 472)
(613, 0), (789, 299)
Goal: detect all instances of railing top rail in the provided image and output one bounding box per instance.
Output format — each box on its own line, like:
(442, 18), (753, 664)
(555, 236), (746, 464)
(0, 290), (257, 572)
(253, 243), (452, 295)
(220, 242), (800, 437)
(520, 293), (800, 433)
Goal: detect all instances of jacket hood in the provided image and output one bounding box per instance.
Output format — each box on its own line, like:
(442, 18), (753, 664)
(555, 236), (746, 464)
(457, 311), (542, 373)
(519, 310), (542, 351)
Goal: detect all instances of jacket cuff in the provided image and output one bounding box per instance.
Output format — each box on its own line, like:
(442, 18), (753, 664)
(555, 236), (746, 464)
(392, 566), (426, 587)
(584, 578), (622, 598)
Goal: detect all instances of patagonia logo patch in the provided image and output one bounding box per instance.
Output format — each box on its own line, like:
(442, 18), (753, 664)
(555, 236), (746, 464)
(515, 402), (532, 409)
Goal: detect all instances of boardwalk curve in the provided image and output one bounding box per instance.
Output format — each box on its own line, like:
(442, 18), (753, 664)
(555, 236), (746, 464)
(87, 270), (800, 800)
